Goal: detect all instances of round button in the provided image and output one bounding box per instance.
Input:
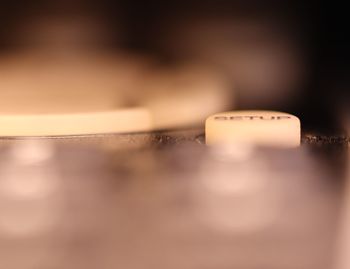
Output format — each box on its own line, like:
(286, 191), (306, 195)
(0, 108), (152, 137)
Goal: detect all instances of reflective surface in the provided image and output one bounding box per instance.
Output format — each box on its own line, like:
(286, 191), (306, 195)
(0, 131), (347, 269)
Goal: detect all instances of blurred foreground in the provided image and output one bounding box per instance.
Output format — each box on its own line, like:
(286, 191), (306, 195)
(0, 132), (348, 269)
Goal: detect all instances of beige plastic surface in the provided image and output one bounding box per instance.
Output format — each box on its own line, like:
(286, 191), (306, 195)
(206, 111), (301, 147)
(0, 108), (152, 137)
(0, 54), (233, 136)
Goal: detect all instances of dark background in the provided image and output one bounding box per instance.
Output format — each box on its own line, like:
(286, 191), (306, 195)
(0, 0), (348, 133)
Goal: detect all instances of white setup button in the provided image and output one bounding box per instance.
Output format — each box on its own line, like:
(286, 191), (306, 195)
(206, 111), (301, 147)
